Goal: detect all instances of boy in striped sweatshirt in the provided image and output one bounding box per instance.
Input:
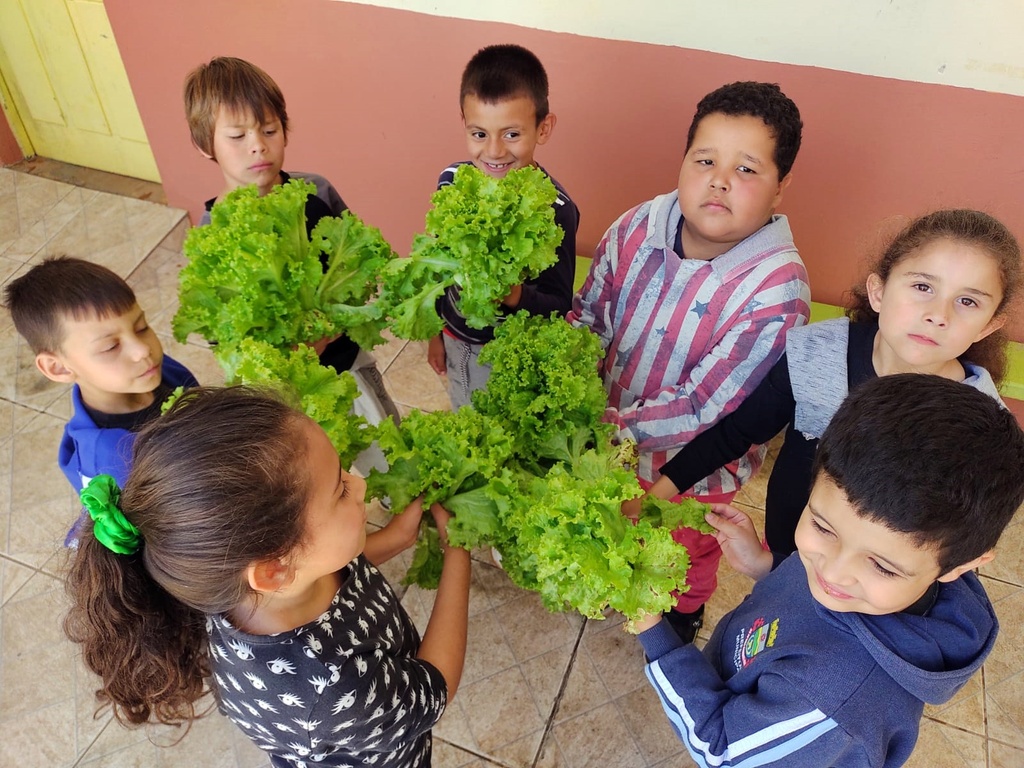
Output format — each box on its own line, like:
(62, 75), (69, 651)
(569, 82), (810, 642)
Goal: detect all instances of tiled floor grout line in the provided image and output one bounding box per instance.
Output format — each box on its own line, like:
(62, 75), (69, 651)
(69, 661), (116, 768)
(0, 552), (62, 610)
(981, 573), (1024, 589)
(0, 394), (58, 413)
(434, 737), (515, 768)
(530, 619), (588, 768)
(0, 550), (51, 571)
(981, 664), (991, 768)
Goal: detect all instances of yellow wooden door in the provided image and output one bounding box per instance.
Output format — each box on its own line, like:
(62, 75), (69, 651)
(0, 0), (159, 181)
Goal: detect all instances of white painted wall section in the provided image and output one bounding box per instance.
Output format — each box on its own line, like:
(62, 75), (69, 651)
(343, 0), (1024, 96)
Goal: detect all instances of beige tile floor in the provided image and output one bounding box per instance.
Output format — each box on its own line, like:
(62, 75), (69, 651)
(0, 165), (1022, 767)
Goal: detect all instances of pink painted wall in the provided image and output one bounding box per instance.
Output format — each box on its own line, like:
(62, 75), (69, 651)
(0, 109), (22, 165)
(106, 0), (1024, 340)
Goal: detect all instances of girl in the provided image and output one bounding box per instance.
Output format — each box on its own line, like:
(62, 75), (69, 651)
(648, 208), (1021, 555)
(64, 386), (470, 768)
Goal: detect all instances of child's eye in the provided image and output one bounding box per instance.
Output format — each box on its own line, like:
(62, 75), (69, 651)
(264, 129), (277, 136)
(228, 134), (244, 140)
(470, 131), (486, 140)
(956, 297), (979, 308)
(810, 518), (835, 537)
(503, 131), (521, 140)
(737, 165), (755, 174)
(911, 282), (932, 293)
(696, 159), (714, 167)
(102, 343), (119, 353)
(870, 560), (899, 578)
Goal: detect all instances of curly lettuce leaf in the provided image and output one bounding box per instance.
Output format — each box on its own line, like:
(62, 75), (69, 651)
(310, 211), (394, 349)
(474, 313), (611, 464)
(497, 451), (691, 623)
(218, 338), (371, 467)
(365, 407), (513, 510)
(379, 164), (562, 339)
(174, 180), (394, 350)
(403, 521), (444, 590)
(639, 495), (715, 535)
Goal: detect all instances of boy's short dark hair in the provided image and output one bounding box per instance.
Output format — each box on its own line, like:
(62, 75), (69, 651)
(685, 81), (803, 179)
(814, 374), (1024, 574)
(460, 44), (549, 123)
(2, 256), (137, 353)
(184, 57), (289, 159)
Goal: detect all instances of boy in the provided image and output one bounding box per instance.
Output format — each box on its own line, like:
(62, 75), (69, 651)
(2, 256), (198, 494)
(426, 44), (580, 409)
(183, 56), (398, 424)
(570, 81), (810, 641)
(637, 374), (1024, 767)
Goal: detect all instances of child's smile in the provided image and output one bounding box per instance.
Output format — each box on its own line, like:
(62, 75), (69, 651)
(462, 93), (554, 179)
(795, 476), (953, 615)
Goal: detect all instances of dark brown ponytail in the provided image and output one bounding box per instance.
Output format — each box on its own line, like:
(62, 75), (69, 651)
(64, 387), (311, 726)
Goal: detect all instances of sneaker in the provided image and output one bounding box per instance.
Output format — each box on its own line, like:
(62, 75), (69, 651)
(663, 604), (705, 645)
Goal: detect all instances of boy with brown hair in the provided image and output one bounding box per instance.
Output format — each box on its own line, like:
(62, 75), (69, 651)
(183, 56), (399, 436)
(3, 257), (198, 526)
(427, 44), (580, 409)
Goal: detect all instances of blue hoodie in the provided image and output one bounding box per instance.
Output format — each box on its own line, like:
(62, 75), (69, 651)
(57, 354), (198, 491)
(640, 554), (997, 767)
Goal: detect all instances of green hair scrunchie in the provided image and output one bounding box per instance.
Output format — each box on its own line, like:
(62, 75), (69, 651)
(80, 474), (141, 555)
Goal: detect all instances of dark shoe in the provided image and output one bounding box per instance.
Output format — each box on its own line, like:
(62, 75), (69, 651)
(663, 604), (705, 645)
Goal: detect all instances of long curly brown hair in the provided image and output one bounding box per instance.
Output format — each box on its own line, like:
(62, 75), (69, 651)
(847, 209), (1022, 385)
(64, 387), (311, 727)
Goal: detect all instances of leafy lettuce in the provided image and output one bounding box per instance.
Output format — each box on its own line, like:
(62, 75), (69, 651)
(367, 314), (712, 625)
(218, 338), (371, 468)
(173, 179), (394, 350)
(379, 165), (563, 339)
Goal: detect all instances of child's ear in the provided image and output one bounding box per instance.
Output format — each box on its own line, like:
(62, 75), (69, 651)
(536, 112), (557, 146)
(246, 557), (296, 594)
(936, 550), (995, 583)
(770, 172), (794, 211)
(865, 273), (885, 313)
(35, 352), (75, 384)
(974, 313), (1006, 343)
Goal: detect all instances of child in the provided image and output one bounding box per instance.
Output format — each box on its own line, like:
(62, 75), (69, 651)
(64, 387), (471, 767)
(570, 81), (810, 642)
(637, 373), (1024, 767)
(426, 44), (580, 409)
(183, 56), (400, 446)
(652, 209), (1021, 554)
(2, 256), (198, 494)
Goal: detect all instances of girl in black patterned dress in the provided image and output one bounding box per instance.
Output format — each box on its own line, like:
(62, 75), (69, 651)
(64, 387), (470, 768)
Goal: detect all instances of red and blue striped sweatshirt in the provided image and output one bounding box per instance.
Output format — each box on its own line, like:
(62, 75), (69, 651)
(569, 191), (810, 492)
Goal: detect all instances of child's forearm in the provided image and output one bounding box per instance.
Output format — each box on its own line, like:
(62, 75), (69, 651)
(363, 502), (423, 566)
(363, 526), (416, 566)
(649, 474), (681, 500)
(416, 546), (471, 699)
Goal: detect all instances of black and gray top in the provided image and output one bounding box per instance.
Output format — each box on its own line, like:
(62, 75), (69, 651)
(208, 555), (447, 767)
(658, 318), (1002, 554)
